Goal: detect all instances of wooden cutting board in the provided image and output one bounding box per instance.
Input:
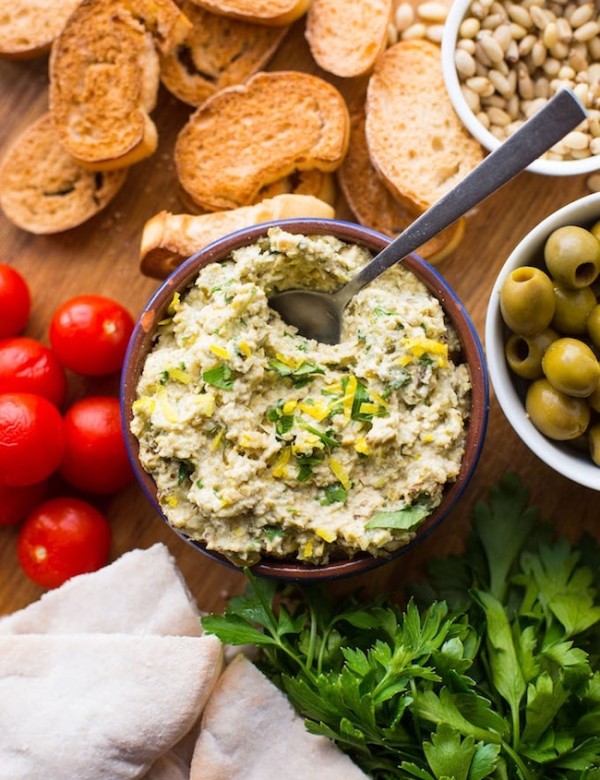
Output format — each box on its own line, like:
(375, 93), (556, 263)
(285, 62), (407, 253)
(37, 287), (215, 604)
(0, 20), (598, 618)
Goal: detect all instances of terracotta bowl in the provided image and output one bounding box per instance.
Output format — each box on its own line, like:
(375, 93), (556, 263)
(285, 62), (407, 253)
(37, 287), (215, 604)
(121, 218), (489, 580)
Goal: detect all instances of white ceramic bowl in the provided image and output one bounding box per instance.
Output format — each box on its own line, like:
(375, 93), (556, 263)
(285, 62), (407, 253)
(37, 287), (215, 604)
(441, 0), (600, 177)
(486, 192), (600, 489)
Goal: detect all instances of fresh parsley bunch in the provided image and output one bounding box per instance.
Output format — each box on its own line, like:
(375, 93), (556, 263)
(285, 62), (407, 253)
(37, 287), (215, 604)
(202, 474), (600, 780)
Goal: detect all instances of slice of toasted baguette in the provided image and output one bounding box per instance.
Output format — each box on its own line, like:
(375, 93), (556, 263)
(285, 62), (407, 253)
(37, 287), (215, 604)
(49, 0), (189, 171)
(140, 193), (335, 279)
(175, 70), (349, 212)
(365, 40), (484, 213)
(306, 0), (392, 78)
(0, 113), (127, 234)
(0, 0), (82, 59)
(338, 106), (464, 263)
(183, 0), (310, 26)
(160, 2), (287, 106)
(176, 169), (336, 215)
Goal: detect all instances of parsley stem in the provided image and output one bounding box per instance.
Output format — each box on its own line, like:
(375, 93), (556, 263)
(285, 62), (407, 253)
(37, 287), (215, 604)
(502, 740), (533, 780)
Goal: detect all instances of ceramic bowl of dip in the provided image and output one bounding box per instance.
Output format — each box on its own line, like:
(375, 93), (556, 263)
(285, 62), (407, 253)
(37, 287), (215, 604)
(122, 218), (489, 580)
(486, 192), (600, 490)
(441, 0), (600, 177)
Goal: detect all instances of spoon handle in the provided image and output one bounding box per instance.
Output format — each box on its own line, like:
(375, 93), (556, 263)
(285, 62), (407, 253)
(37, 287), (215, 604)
(334, 88), (587, 307)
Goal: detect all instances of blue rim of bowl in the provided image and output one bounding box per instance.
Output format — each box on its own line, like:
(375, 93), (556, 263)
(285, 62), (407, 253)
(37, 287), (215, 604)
(485, 191), (600, 489)
(121, 218), (489, 580)
(441, 0), (599, 177)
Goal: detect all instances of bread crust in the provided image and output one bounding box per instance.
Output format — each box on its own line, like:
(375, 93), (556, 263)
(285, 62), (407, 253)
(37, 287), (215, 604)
(183, 0), (311, 25)
(175, 70), (350, 212)
(160, 2), (288, 107)
(139, 194), (336, 279)
(306, 0), (392, 78)
(365, 39), (484, 212)
(0, 113), (128, 234)
(338, 106), (464, 263)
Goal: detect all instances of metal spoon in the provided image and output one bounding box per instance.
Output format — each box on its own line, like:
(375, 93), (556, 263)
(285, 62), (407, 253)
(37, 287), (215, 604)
(269, 88), (587, 344)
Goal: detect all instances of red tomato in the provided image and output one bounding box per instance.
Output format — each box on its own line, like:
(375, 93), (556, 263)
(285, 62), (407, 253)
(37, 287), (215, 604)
(60, 396), (134, 494)
(0, 480), (48, 526)
(49, 295), (134, 376)
(0, 393), (65, 487)
(0, 337), (67, 407)
(17, 497), (111, 588)
(0, 264), (30, 338)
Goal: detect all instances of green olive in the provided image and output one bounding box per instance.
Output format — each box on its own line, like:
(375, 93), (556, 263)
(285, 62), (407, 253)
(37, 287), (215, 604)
(587, 304), (600, 347)
(541, 337), (600, 397)
(500, 266), (555, 335)
(505, 328), (558, 379)
(526, 378), (590, 440)
(589, 423), (600, 466)
(590, 219), (600, 242)
(552, 283), (596, 334)
(544, 225), (600, 288)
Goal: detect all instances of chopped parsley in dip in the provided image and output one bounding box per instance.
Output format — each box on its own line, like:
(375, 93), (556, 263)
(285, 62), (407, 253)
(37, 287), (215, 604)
(130, 228), (471, 566)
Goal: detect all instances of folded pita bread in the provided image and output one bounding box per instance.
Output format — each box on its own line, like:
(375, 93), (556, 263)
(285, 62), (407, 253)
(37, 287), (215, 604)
(0, 633), (222, 780)
(190, 654), (370, 780)
(0, 543), (201, 636)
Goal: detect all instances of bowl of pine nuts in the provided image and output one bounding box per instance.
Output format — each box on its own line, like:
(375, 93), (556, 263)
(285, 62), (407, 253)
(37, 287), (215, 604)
(441, 0), (600, 175)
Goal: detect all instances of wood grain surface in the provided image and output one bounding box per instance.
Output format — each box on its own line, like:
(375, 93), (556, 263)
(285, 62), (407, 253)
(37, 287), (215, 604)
(0, 20), (598, 619)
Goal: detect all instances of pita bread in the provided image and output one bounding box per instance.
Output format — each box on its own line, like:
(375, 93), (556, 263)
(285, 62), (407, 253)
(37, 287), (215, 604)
(0, 543), (201, 637)
(190, 654), (369, 780)
(0, 633), (222, 780)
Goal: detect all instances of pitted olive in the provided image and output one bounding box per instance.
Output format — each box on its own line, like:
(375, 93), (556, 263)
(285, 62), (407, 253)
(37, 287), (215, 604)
(544, 225), (600, 289)
(500, 266), (555, 335)
(541, 337), (600, 397)
(526, 379), (590, 441)
(552, 283), (596, 335)
(505, 329), (558, 380)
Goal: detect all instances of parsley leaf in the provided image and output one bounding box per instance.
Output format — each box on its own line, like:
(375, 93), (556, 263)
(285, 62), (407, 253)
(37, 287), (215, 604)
(268, 359), (325, 387)
(203, 363), (234, 390)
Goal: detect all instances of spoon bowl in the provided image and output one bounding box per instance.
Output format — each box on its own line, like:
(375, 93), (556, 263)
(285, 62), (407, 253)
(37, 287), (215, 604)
(269, 89), (586, 343)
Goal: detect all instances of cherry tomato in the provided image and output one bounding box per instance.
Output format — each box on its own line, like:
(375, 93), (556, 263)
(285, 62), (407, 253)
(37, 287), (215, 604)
(0, 480), (48, 526)
(0, 393), (65, 487)
(49, 295), (134, 376)
(0, 337), (67, 407)
(0, 264), (30, 338)
(60, 396), (134, 494)
(17, 497), (111, 588)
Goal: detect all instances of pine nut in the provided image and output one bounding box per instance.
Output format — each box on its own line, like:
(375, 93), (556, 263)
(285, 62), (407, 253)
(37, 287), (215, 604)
(517, 62), (535, 98)
(459, 17), (481, 38)
(416, 1), (448, 22)
(563, 130), (590, 149)
(531, 40), (548, 66)
(476, 110), (491, 129)
(558, 64), (576, 80)
(466, 75), (495, 96)
(569, 3), (594, 29)
(550, 40), (569, 59)
(542, 56), (561, 76)
(493, 22), (513, 50)
(534, 75), (550, 97)
(394, 2), (415, 31)
(587, 36), (600, 60)
(426, 24), (445, 42)
(590, 137), (600, 154)
(506, 4), (532, 27)
(455, 48), (477, 77)
(589, 63), (600, 83)
(461, 85), (482, 112)
(556, 17), (573, 41)
(387, 22), (399, 45)
(509, 22), (528, 40)
(574, 21), (600, 42)
(482, 13), (506, 28)
(530, 5), (551, 30)
(543, 22), (559, 48)
(475, 40), (494, 67)
(458, 38), (477, 54)
(401, 22), (427, 39)
(488, 68), (513, 95)
(518, 34), (537, 56)
(506, 39), (520, 63)
(487, 105), (512, 124)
